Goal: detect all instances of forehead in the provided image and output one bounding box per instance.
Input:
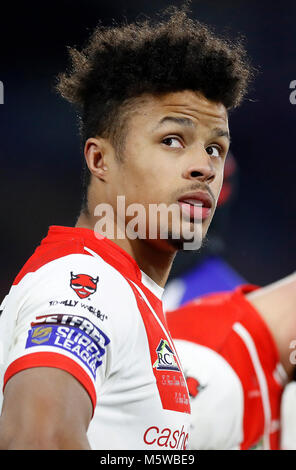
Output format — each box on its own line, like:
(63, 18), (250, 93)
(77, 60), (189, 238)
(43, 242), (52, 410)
(130, 90), (228, 130)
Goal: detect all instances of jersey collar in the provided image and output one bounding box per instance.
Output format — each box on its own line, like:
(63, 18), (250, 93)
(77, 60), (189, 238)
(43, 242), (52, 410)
(47, 226), (164, 299)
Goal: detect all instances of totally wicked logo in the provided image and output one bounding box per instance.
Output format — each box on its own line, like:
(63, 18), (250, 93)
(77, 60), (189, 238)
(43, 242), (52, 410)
(70, 272), (99, 299)
(153, 339), (180, 372)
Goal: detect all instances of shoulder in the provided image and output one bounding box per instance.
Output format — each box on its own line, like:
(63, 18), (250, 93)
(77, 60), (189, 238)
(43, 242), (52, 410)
(5, 235), (141, 339)
(13, 238), (137, 305)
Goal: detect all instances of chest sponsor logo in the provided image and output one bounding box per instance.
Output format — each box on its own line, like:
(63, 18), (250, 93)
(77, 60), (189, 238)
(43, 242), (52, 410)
(26, 315), (110, 378)
(153, 339), (180, 372)
(126, 279), (190, 414)
(70, 272), (99, 299)
(143, 425), (189, 450)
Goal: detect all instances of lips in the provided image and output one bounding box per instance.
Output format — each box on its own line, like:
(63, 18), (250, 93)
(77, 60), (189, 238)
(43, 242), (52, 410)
(177, 191), (213, 220)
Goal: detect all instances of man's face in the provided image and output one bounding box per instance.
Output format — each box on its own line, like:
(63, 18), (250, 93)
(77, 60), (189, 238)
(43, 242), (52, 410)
(109, 90), (230, 251)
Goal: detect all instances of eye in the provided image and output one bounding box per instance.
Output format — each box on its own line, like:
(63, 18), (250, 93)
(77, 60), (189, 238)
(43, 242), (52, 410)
(162, 137), (184, 148)
(206, 145), (222, 158)
(84, 286), (95, 293)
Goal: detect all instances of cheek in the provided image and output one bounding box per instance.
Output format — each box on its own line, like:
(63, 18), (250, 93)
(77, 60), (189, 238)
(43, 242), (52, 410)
(121, 149), (169, 200)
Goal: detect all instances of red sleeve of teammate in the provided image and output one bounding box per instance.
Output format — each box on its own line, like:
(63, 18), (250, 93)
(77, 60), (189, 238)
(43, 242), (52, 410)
(167, 285), (286, 450)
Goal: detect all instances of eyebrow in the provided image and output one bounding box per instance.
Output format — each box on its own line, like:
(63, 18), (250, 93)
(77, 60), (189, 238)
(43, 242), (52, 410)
(154, 116), (231, 142)
(154, 116), (196, 129)
(212, 127), (231, 143)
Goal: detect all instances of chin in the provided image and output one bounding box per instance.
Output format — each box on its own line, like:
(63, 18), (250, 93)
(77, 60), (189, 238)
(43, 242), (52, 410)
(165, 230), (206, 252)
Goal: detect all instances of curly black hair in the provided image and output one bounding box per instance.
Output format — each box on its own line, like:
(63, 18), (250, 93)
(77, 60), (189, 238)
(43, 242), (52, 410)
(56, 6), (253, 209)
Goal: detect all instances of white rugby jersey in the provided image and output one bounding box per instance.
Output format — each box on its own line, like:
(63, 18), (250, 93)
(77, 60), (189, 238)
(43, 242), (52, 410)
(0, 226), (191, 450)
(166, 286), (287, 450)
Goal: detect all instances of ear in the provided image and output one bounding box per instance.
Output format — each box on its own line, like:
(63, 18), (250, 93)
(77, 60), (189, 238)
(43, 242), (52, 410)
(84, 137), (113, 182)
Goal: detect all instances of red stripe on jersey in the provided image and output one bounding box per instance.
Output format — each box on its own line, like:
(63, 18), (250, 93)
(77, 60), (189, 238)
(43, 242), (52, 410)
(220, 329), (265, 449)
(127, 279), (190, 414)
(138, 281), (187, 377)
(49, 226), (142, 282)
(3, 352), (97, 416)
(231, 289), (284, 449)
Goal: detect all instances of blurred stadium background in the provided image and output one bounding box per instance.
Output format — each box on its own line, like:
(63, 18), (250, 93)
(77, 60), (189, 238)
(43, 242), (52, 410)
(0, 0), (295, 302)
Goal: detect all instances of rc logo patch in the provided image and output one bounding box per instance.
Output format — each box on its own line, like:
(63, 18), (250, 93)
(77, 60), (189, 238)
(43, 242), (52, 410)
(153, 339), (180, 372)
(70, 272), (99, 299)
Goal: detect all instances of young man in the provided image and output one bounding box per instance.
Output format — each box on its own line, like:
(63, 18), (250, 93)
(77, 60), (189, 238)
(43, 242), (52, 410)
(0, 8), (251, 449)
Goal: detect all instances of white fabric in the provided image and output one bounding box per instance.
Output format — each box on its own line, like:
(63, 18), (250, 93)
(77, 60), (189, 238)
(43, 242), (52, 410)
(0, 252), (190, 450)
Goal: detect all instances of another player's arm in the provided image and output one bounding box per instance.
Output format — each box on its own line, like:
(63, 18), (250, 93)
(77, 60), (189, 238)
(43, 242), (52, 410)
(0, 367), (92, 449)
(246, 272), (296, 379)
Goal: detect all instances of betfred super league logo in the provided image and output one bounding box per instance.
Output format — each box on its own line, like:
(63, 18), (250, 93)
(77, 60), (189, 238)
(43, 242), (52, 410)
(70, 272), (99, 299)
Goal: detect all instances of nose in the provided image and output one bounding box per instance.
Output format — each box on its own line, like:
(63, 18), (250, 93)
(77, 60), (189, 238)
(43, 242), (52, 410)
(182, 148), (216, 184)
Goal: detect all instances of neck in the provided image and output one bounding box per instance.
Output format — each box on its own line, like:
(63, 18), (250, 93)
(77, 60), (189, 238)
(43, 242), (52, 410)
(75, 211), (176, 288)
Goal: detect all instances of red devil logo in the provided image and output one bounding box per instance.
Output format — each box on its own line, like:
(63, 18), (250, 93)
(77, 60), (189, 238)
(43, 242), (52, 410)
(186, 376), (207, 398)
(70, 272), (99, 299)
